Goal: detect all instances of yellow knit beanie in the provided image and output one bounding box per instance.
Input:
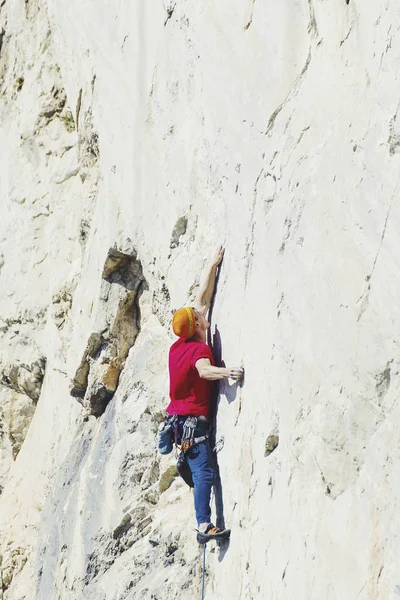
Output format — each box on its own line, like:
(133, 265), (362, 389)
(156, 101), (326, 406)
(172, 307), (196, 338)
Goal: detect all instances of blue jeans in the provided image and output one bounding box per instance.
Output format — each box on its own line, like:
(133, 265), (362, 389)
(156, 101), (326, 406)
(176, 417), (215, 525)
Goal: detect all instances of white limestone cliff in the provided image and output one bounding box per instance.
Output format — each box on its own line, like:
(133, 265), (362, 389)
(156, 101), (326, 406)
(1, 0), (400, 598)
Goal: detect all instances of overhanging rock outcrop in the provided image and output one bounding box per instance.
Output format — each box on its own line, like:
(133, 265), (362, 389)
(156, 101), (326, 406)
(70, 248), (146, 417)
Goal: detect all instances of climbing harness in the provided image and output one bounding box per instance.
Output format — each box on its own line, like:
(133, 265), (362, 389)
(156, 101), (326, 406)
(176, 415), (209, 486)
(157, 414), (209, 487)
(201, 543), (206, 600)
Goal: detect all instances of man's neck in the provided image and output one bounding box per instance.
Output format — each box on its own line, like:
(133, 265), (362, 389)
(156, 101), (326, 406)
(193, 331), (207, 344)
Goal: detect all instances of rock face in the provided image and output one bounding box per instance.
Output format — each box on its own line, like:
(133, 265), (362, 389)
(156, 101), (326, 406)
(1, 0), (400, 599)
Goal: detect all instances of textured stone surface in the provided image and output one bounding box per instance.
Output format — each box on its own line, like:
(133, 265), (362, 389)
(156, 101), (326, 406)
(1, 0), (400, 599)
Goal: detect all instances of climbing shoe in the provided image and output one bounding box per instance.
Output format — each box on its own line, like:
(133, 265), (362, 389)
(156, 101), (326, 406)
(196, 524), (231, 544)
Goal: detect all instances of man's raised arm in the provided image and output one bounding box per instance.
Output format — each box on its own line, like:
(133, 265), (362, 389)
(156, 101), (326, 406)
(195, 246), (225, 315)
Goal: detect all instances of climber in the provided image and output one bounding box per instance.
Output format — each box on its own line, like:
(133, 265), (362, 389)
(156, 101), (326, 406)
(166, 246), (244, 543)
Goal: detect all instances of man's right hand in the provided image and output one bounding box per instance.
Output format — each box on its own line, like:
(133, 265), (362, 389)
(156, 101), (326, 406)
(196, 359), (244, 382)
(228, 367), (244, 381)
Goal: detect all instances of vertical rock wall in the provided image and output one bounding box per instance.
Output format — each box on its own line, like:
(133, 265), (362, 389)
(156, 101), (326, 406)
(1, 0), (400, 598)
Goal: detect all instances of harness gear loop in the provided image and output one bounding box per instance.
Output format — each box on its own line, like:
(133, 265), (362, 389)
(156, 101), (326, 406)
(181, 416), (198, 452)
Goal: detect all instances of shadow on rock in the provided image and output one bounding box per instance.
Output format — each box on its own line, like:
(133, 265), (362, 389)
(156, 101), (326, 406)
(208, 325), (242, 560)
(212, 325), (242, 404)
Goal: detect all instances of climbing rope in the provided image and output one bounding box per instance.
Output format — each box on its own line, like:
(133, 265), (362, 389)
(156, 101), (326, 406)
(201, 543), (206, 600)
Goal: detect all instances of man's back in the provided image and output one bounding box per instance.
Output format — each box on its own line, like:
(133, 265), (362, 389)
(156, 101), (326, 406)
(167, 338), (214, 418)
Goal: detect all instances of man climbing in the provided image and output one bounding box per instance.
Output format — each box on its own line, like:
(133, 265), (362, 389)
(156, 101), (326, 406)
(167, 246), (244, 543)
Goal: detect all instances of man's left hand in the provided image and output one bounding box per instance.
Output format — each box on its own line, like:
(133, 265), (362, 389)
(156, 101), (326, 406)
(211, 246), (225, 268)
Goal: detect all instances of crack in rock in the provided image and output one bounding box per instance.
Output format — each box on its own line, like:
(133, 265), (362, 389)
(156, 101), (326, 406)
(307, 0), (319, 38)
(357, 199), (393, 321)
(388, 106), (400, 155)
(244, 0), (256, 30)
(279, 218), (292, 253)
(315, 458), (335, 498)
(375, 360), (392, 401)
(340, 20), (354, 46)
(164, 3), (176, 26)
(265, 48), (312, 136)
(75, 88), (82, 130)
(244, 168), (277, 284)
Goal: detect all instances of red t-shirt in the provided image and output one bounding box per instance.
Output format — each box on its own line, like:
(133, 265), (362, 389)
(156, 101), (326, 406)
(167, 338), (214, 418)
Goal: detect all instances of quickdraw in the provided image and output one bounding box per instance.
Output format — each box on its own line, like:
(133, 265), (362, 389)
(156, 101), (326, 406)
(181, 416), (198, 452)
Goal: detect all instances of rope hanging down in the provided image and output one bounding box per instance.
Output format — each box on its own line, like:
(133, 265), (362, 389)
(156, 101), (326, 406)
(201, 543), (206, 600)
